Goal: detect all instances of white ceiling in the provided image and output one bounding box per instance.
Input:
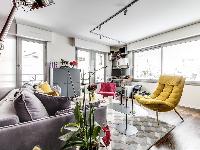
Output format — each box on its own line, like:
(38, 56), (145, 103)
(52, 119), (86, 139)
(1, 0), (200, 46)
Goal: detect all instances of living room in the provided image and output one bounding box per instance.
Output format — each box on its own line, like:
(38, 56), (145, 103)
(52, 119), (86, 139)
(0, 0), (200, 150)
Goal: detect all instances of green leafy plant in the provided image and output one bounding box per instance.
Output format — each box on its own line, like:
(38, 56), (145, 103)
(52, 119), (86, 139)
(59, 102), (101, 150)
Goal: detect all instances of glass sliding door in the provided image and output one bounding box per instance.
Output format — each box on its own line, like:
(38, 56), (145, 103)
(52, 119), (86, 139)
(18, 38), (46, 86)
(77, 50), (90, 84)
(95, 53), (105, 83)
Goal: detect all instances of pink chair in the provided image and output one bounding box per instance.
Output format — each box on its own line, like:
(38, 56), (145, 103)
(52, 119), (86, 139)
(98, 82), (116, 98)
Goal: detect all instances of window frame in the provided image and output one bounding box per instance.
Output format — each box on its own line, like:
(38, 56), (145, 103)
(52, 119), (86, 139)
(132, 35), (200, 85)
(133, 46), (162, 82)
(76, 47), (106, 84)
(16, 37), (47, 87)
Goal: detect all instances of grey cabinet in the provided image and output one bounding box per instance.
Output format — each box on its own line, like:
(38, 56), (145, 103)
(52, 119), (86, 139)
(52, 68), (80, 97)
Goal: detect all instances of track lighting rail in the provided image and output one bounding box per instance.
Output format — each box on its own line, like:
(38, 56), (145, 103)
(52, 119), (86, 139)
(90, 0), (139, 33)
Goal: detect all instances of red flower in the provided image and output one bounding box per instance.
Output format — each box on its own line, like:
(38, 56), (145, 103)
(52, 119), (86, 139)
(102, 125), (111, 147)
(70, 60), (78, 66)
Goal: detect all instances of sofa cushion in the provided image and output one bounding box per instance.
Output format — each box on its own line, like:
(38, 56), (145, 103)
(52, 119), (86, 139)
(0, 114), (19, 127)
(0, 89), (20, 127)
(14, 91), (49, 122)
(34, 92), (71, 116)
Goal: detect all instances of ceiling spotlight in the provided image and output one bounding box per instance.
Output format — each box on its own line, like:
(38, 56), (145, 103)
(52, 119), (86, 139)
(124, 8), (128, 15)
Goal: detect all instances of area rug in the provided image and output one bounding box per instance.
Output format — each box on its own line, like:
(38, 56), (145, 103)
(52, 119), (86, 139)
(102, 107), (176, 150)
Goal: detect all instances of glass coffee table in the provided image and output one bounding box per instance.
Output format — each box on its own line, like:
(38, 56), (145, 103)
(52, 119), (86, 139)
(108, 94), (138, 136)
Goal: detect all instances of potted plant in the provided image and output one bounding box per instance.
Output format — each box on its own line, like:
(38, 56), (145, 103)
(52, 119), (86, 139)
(59, 102), (101, 150)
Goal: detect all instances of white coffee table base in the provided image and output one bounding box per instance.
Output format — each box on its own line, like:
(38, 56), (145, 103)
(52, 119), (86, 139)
(115, 123), (138, 136)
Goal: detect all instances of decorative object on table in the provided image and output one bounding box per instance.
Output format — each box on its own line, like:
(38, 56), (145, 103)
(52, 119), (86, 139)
(59, 102), (101, 150)
(101, 124), (111, 147)
(87, 84), (97, 101)
(60, 59), (69, 68)
(135, 75), (185, 125)
(50, 61), (58, 68)
(69, 60), (78, 68)
(0, 0), (54, 50)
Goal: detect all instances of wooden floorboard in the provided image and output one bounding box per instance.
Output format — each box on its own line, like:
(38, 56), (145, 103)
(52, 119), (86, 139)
(151, 106), (200, 150)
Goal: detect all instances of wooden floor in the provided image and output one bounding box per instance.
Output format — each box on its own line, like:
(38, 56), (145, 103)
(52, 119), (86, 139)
(112, 97), (200, 150)
(150, 106), (200, 150)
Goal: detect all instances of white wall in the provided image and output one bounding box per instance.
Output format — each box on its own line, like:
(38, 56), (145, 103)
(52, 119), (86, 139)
(133, 82), (200, 109)
(0, 16), (16, 36)
(75, 38), (110, 52)
(47, 33), (75, 62)
(128, 22), (200, 109)
(17, 24), (52, 41)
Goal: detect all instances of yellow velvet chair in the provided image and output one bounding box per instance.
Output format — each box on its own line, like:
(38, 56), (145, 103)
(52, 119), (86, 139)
(134, 75), (185, 124)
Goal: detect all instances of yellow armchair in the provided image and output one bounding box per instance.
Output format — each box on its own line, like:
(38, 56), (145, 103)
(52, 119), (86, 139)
(134, 75), (185, 124)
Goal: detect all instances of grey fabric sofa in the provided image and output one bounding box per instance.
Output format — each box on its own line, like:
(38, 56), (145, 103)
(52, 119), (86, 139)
(0, 88), (107, 150)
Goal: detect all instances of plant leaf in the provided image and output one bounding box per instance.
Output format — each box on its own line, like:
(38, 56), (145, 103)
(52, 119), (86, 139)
(93, 125), (101, 139)
(59, 131), (75, 142)
(61, 141), (83, 150)
(63, 123), (80, 131)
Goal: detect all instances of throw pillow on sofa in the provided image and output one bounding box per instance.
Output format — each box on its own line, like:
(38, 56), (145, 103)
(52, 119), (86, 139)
(34, 92), (71, 116)
(0, 89), (20, 127)
(14, 90), (49, 122)
(0, 115), (19, 127)
(36, 82), (60, 96)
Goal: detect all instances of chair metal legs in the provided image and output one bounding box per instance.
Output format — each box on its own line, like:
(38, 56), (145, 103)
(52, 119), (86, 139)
(156, 110), (159, 125)
(174, 108), (184, 122)
(155, 108), (184, 126)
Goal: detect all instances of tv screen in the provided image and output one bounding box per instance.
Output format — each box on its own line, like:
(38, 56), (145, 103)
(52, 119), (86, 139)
(112, 69), (121, 77)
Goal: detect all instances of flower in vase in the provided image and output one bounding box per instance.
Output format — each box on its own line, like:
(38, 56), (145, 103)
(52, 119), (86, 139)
(69, 60), (78, 67)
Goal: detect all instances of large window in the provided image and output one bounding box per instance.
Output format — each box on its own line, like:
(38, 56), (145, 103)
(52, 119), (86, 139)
(77, 49), (106, 84)
(163, 40), (200, 81)
(0, 36), (16, 87)
(133, 39), (200, 83)
(20, 39), (46, 85)
(134, 48), (161, 80)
